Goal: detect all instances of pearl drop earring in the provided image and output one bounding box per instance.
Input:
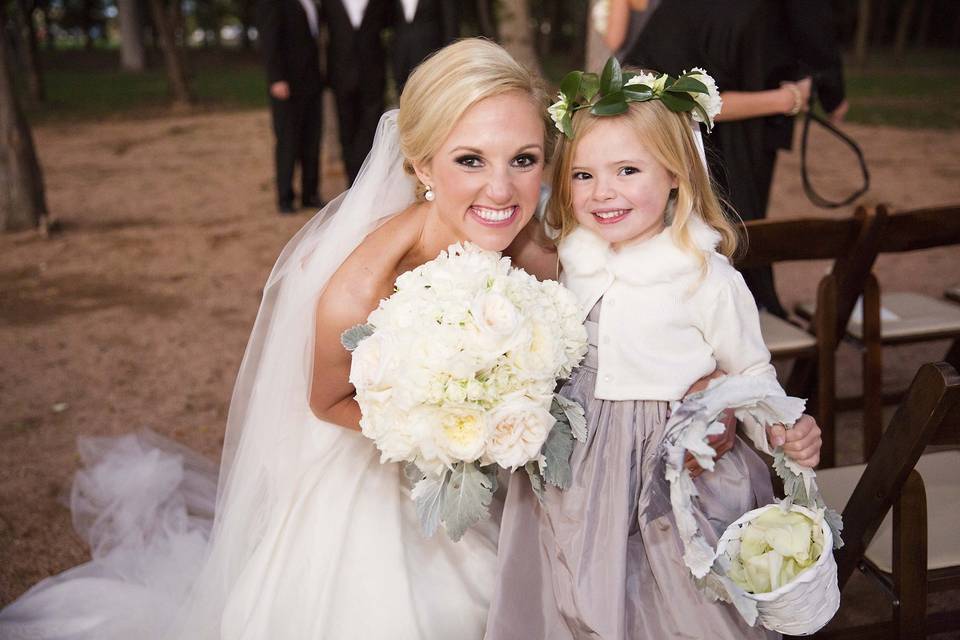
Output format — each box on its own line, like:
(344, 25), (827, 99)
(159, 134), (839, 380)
(424, 186), (435, 202)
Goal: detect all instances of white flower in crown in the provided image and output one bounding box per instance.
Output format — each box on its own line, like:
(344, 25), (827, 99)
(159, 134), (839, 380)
(625, 71), (666, 94)
(547, 92), (570, 133)
(685, 67), (723, 130)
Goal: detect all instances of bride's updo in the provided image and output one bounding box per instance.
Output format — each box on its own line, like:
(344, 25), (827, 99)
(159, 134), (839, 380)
(398, 38), (549, 198)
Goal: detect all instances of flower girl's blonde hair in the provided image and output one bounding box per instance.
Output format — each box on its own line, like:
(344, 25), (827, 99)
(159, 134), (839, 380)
(398, 38), (550, 200)
(547, 98), (740, 265)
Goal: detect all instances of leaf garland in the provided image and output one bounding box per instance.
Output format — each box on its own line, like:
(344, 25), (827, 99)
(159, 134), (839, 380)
(553, 56), (714, 137)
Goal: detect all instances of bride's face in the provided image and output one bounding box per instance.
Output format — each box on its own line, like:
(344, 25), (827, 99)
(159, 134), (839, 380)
(415, 91), (545, 252)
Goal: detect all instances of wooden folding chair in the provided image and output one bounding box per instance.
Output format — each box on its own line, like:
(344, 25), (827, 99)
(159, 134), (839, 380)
(944, 284), (960, 304)
(799, 205), (960, 458)
(815, 362), (960, 639)
(737, 206), (885, 467)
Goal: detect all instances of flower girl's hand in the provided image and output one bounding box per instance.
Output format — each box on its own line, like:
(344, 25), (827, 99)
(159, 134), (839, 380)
(767, 415), (822, 468)
(686, 409), (736, 478)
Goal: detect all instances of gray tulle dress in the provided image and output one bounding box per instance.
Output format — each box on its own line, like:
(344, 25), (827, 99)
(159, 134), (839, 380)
(484, 306), (779, 640)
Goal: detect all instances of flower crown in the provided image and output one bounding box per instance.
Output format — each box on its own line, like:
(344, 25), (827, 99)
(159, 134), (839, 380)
(548, 57), (722, 138)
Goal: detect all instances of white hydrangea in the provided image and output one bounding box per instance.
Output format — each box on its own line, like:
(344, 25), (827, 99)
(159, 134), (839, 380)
(349, 242), (588, 478)
(685, 67), (723, 130)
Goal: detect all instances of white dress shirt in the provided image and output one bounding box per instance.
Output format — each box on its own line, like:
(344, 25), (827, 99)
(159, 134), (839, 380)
(343, 0), (370, 28)
(558, 217), (782, 402)
(400, 0), (419, 22)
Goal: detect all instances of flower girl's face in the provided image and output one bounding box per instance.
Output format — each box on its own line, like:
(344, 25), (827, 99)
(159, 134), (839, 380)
(569, 118), (677, 249)
(417, 91), (544, 252)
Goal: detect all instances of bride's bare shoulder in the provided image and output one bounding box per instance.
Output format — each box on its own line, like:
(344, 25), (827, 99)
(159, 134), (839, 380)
(316, 207), (422, 329)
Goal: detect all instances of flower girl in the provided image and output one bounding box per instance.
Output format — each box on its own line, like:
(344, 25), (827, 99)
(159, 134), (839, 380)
(484, 63), (822, 639)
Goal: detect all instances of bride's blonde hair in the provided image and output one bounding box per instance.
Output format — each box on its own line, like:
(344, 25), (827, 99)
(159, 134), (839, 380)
(546, 99), (740, 265)
(398, 38), (550, 200)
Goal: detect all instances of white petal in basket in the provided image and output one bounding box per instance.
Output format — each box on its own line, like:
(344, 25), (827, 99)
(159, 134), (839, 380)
(714, 504), (840, 635)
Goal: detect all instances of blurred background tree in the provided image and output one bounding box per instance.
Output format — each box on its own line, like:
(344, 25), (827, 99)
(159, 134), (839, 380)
(1, 1), (48, 232)
(2, 0), (955, 110)
(0, 0), (956, 228)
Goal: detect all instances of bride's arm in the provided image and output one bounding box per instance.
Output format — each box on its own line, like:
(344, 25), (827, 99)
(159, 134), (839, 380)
(505, 216), (558, 281)
(309, 292), (364, 430)
(309, 254), (394, 430)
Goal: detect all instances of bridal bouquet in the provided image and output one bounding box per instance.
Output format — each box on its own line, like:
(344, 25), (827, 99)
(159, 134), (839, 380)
(655, 375), (842, 635)
(343, 242), (588, 541)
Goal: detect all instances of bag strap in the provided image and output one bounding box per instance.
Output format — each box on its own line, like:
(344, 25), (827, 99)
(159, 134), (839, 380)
(800, 85), (870, 209)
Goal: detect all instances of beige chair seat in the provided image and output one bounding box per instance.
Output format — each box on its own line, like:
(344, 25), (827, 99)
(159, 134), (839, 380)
(759, 310), (816, 356)
(817, 449), (960, 574)
(797, 292), (960, 342)
(946, 285), (960, 304)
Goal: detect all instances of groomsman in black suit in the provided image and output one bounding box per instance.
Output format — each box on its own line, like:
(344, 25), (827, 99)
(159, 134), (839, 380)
(257, 0), (325, 214)
(391, 0), (460, 94)
(322, 0), (391, 185)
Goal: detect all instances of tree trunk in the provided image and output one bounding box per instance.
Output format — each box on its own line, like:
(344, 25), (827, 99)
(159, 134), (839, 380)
(0, 13), (47, 232)
(498, 0), (539, 74)
(585, 0), (612, 73)
(117, 0), (146, 71)
(14, 0), (44, 103)
(893, 0), (918, 59)
(854, 0), (871, 66)
(82, 0), (95, 51)
(475, 0), (498, 39)
(914, 0), (933, 48)
(147, 0), (192, 107)
(238, 0), (256, 50)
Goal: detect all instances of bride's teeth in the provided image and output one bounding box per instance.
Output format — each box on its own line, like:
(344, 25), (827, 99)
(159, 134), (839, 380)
(474, 206), (515, 222)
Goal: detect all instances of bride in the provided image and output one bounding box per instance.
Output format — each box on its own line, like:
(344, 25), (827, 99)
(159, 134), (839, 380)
(1, 38), (821, 639)
(0, 38), (553, 640)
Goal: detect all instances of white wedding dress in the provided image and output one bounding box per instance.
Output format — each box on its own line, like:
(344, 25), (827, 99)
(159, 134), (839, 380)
(0, 111), (499, 639)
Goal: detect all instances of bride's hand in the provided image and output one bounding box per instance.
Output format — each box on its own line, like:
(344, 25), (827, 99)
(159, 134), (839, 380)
(766, 415), (822, 468)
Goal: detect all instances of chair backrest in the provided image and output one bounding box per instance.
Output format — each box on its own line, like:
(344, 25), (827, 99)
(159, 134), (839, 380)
(875, 204), (960, 254)
(835, 361), (960, 589)
(737, 206), (887, 397)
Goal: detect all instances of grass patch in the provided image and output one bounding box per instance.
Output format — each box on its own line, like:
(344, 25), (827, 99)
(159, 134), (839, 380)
(18, 47), (960, 130)
(842, 49), (960, 129)
(22, 49), (267, 124)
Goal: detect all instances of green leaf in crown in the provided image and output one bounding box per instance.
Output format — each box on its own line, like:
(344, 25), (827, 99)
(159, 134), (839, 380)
(548, 56), (724, 137)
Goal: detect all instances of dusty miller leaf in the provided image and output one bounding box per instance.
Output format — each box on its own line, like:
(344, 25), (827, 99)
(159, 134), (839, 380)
(525, 461), (545, 503)
(403, 462), (423, 484)
(412, 471), (448, 538)
(823, 506), (845, 550)
(441, 462), (495, 542)
(340, 323), (374, 351)
(540, 421), (574, 490)
(774, 451), (845, 549)
(553, 394), (587, 443)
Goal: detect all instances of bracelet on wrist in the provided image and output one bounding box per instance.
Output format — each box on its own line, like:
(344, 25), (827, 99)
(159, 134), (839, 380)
(783, 83), (803, 117)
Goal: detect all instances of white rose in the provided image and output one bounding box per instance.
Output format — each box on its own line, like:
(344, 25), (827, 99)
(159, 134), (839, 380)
(349, 332), (395, 392)
(513, 321), (565, 380)
(433, 408), (490, 464)
(365, 410), (416, 462)
(547, 93), (570, 133)
(472, 291), (520, 336)
(625, 72), (658, 89)
(485, 397), (556, 470)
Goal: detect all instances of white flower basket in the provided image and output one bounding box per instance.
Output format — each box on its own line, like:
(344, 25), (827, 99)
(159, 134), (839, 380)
(657, 376), (843, 633)
(714, 504), (840, 636)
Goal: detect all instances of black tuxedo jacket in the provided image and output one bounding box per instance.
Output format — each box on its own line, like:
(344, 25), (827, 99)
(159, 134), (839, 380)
(257, 0), (322, 96)
(392, 0), (459, 59)
(322, 0), (391, 93)
(391, 0), (459, 89)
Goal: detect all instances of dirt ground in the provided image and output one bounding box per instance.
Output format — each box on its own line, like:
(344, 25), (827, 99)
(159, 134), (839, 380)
(1, 100), (959, 630)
